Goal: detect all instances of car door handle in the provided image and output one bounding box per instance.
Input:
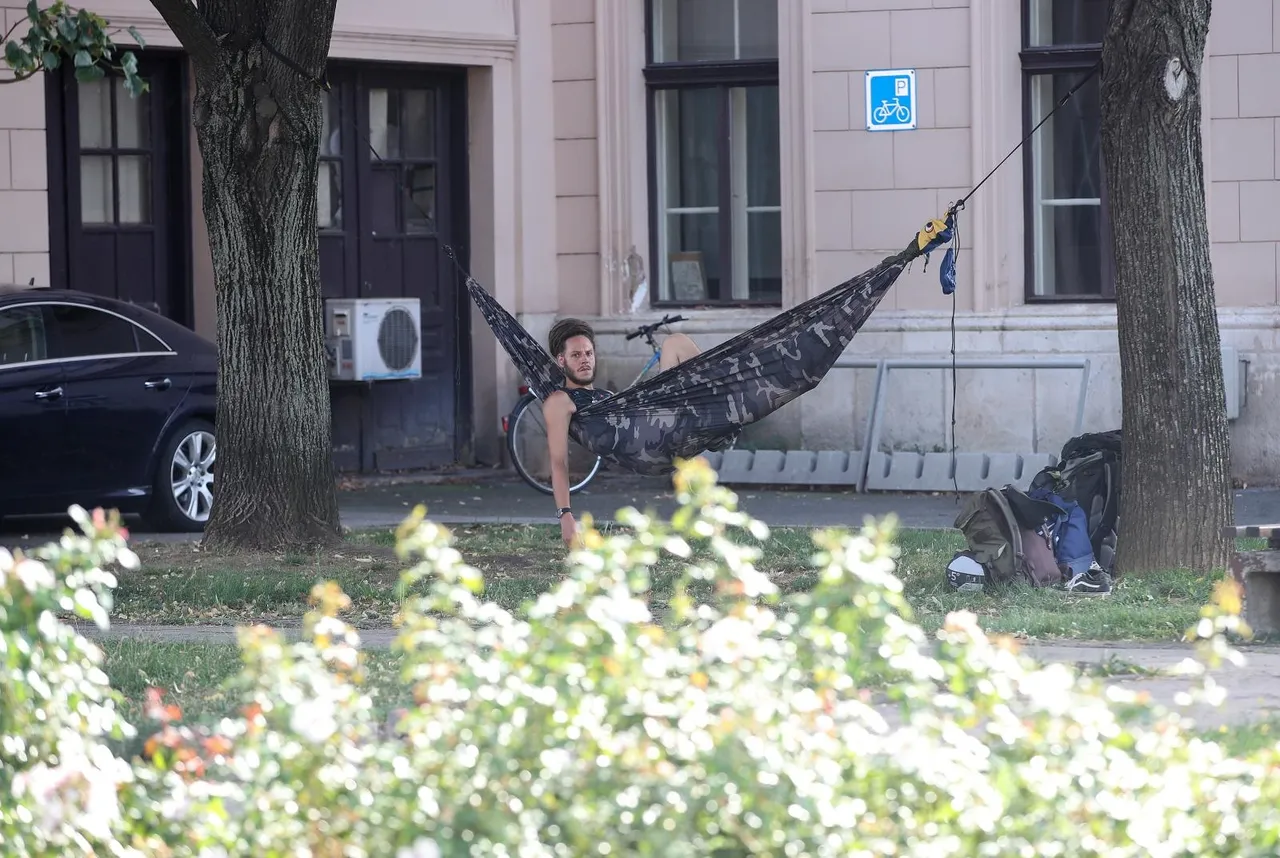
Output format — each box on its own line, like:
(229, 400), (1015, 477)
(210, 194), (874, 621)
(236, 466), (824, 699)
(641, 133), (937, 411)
(34, 386), (63, 401)
(144, 377), (172, 391)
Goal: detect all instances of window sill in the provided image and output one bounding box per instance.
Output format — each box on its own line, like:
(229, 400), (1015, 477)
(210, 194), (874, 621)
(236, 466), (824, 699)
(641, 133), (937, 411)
(1023, 293), (1116, 304)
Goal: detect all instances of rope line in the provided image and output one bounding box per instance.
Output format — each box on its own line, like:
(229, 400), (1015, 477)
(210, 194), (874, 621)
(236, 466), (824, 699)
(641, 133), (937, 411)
(944, 59), (1101, 501)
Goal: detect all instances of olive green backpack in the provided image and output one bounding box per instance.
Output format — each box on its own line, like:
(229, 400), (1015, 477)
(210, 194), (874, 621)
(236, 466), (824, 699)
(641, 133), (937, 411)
(953, 486), (1064, 589)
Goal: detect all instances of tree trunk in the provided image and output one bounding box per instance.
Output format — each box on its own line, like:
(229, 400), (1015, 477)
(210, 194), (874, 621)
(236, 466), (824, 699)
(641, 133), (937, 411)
(166, 0), (343, 551)
(1099, 0), (1233, 575)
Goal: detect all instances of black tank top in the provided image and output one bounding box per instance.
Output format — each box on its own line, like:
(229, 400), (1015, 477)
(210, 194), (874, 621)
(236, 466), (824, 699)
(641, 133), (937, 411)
(566, 387), (613, 412)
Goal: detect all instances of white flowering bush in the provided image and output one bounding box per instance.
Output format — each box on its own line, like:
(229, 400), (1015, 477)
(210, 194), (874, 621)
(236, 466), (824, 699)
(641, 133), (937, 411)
(3, 459), (1280, 856)
(0, 507), (139, 855)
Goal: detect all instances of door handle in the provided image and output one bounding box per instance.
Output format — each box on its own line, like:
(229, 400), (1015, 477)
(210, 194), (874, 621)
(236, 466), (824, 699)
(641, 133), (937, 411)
(144, 377), (172, 391)
(34, 386), (63, 401)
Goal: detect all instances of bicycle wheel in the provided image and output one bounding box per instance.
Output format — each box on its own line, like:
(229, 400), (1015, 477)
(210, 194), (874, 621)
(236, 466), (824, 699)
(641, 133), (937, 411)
(506, 392), (603, 495)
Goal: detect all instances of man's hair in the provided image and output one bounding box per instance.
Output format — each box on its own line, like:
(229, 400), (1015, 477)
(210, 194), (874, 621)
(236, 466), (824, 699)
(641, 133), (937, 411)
(548, 318), (596, 357)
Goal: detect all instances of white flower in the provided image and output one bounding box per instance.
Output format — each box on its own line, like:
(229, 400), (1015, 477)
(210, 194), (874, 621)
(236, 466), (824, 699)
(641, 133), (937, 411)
(699, 616), (762, 664)
(11, 746), (128, 842)
(397, 836), (441, 858)
(14, 557), (54, 593)
(290, 697), (338, 743)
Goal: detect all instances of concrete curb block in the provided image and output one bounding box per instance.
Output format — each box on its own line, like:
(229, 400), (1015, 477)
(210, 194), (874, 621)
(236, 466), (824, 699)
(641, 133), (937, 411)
(698, 449), (1059, 492)
(865, 451), (1059, 492)
(697, 449), (863, 486)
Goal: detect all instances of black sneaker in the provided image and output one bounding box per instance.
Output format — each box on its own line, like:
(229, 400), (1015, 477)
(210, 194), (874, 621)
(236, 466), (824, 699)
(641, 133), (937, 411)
(1055, 565), (1112, 596)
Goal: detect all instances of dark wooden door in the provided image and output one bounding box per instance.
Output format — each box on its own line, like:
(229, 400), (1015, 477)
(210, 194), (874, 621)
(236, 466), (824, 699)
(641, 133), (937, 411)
(46, 52), (191, 326)
(320, 64), (470, 473)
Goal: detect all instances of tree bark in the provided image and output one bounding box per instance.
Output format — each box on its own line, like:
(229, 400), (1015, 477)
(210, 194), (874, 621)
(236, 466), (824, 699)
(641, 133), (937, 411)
(150, 0), (343, 551)
(1100, 0), (1233, 575)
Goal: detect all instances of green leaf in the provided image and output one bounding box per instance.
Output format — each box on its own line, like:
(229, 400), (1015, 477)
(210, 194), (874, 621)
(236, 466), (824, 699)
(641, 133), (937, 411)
(42, 50), (59, 70)
(26, 0), (38, 24)
(57, 16), (78, 45)
(127, 26), (146, 48)
(74, 63), (104, 83)
(73, 48), (91, 67)
(123, 73), (148, 98)
(4, 40), (23, 68)
(121, 50), (138, 75)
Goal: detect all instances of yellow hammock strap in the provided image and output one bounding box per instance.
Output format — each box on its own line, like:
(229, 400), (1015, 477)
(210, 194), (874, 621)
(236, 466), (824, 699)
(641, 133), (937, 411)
(915, 216), (952, 252)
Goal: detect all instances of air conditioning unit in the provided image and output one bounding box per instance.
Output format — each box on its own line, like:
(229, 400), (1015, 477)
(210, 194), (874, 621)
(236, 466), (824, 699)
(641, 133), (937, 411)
(324, 297), (422, 382)
(1223, 345), (1250, 421)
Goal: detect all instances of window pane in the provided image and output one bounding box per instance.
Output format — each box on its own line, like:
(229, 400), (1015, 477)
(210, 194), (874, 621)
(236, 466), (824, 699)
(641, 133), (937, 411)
(402, 89), (435, 159)
(80, 155), (114, 224)
(78, 78), (112, 149)
(47, 305), (139, 358)
(657, 86), (722, 301)
(0, 307), (48, 364)
(1027, 0), (1108, 46)
(369, 88), (399, 159)
(118, 155), (151, 224)
(321, 89), (341, 156)
(1029, 72), (1105, 295)
(114, 77), (150, 148)
(405, 164), (436, 233)
(659, 87), (720, 209)
(738, 0), (779, 59)
(653, 0), (735, 62)
(136, 326), (167, 351)
(748, 211), (782, 303)
(745, 85), (780, 208)
(318, 161), (343, 229)
(368, 88), (435, 161)
(665, 214), (720, 302)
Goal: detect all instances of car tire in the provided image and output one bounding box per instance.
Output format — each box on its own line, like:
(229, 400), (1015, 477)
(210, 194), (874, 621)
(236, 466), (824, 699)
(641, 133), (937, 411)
(145, 418), (216, 533)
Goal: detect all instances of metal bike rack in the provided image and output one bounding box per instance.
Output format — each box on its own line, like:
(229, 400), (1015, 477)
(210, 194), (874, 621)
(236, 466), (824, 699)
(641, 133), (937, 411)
(833, 356), (1093, 492)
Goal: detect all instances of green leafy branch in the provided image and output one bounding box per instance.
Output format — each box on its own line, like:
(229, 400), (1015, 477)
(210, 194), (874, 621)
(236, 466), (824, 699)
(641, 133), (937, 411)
(1, 0), (148, 95)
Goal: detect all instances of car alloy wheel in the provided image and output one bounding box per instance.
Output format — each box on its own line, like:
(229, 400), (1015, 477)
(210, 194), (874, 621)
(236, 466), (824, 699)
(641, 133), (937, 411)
(169, 428), (216, 523)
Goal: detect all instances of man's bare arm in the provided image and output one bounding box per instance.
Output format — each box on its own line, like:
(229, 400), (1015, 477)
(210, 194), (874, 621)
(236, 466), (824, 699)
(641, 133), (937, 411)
(542, 391), (574, 513)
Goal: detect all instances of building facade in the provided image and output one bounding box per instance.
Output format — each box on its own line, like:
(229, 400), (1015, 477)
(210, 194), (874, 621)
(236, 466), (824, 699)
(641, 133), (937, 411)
(1, 1), (1277, 483)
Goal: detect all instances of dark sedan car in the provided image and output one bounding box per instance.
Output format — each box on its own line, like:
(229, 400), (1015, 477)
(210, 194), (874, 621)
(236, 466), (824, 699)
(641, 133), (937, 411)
(0, 285), (217, 532)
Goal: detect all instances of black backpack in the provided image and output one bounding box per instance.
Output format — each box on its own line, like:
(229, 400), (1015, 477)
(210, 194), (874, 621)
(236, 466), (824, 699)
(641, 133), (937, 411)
(1030, 430), (1122, 573)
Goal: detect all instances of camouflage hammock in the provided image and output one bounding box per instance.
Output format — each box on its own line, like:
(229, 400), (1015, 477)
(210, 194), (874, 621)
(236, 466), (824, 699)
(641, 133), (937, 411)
(460, 213), (958, 476)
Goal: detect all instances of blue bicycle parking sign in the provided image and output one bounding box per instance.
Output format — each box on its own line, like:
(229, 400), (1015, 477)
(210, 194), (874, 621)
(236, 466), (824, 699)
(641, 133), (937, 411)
(865, 69), (916, 132)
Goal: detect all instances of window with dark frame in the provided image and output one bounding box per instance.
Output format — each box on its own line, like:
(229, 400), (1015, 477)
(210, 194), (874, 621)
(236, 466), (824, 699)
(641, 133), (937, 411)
(1021, 0), (1114, 301)
(77, 75), (153, 227)
(644, 0), (782, 308)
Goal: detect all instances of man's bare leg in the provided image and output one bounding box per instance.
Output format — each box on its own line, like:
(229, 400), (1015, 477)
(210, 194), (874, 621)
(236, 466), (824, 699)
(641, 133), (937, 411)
(659, 332), (700, 372)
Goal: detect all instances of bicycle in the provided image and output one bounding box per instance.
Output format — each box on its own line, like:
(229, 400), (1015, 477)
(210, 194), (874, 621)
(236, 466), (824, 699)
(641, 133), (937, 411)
(504, 314), (687, 495)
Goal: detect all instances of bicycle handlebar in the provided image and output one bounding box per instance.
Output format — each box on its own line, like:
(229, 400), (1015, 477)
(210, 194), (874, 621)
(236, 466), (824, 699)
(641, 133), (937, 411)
(625, 314), (687, 341)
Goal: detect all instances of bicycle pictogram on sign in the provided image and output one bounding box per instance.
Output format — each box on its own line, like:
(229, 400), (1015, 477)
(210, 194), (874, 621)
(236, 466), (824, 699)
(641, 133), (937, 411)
(865, 69), (916, 131)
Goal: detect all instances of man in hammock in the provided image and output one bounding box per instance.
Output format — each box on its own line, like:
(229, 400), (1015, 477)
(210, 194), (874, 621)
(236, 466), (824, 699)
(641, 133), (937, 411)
(458, 215), (957, 545)
(543, 318), (701, 546)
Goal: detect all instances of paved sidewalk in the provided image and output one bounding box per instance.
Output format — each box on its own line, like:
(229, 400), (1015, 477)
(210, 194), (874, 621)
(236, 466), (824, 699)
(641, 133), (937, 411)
(78, 622), (1280, 730)
(338, 475), (1280, 530)
(4, 473), (1279, 546)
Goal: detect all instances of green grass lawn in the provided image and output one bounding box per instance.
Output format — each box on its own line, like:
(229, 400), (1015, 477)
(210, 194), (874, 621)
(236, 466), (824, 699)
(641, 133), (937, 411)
(101, 523), (1240, 643)
(99, 638), (412, 760)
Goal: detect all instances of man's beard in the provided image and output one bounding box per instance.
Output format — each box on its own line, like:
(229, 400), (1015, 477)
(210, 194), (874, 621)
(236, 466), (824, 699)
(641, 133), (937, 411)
(564, 366), (594, 386)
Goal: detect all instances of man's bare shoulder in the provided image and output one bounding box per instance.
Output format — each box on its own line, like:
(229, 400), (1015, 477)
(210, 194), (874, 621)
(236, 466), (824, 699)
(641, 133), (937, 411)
(542, 389), (575, 415)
